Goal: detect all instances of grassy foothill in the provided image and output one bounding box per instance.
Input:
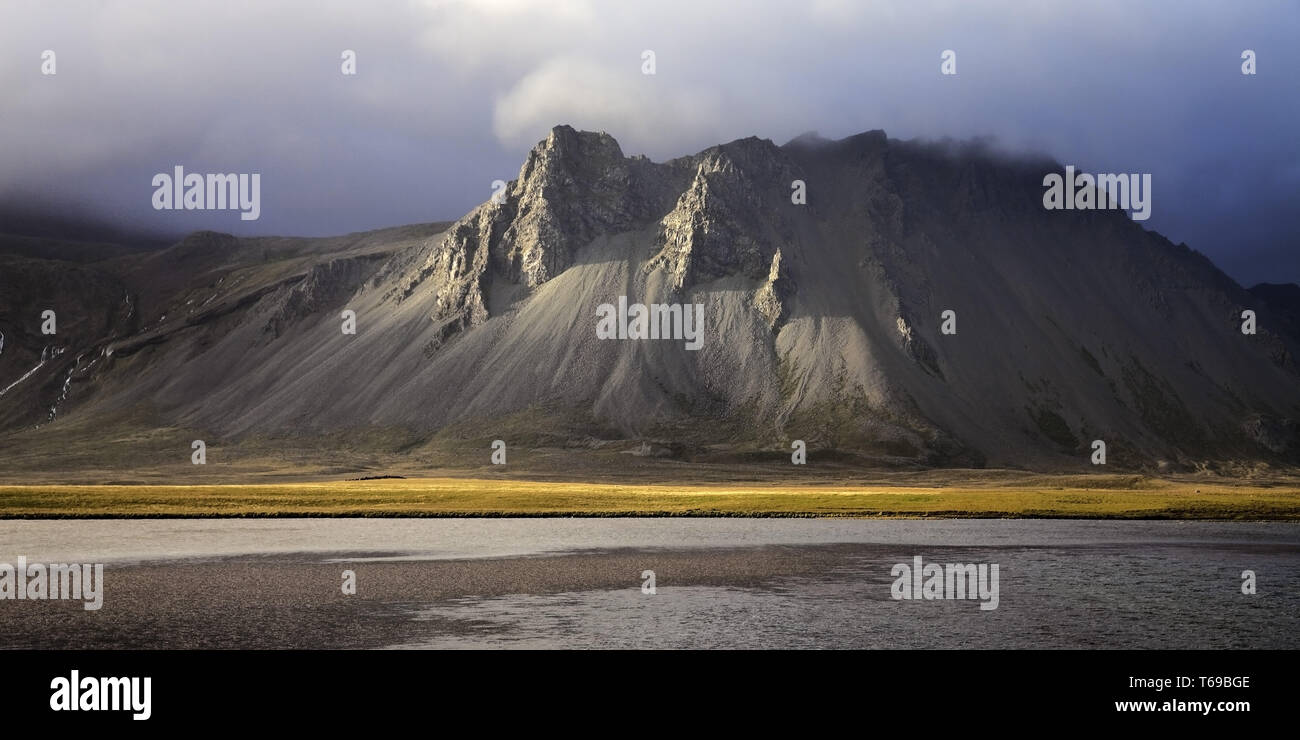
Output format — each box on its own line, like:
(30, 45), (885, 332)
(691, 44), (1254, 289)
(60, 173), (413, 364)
(0, 476), (1297, 519)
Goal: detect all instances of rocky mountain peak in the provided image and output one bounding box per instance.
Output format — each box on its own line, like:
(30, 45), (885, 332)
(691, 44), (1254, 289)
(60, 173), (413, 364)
(388, 127), (802, 340)
(498, 125), (637, 286)
(648, 136), (798, 290)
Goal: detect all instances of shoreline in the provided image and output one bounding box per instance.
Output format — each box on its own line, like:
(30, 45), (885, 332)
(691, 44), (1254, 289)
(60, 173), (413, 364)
(1, 511), (1298, 520)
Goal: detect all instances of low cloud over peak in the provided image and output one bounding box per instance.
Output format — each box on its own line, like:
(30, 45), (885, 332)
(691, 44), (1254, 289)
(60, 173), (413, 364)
(4, 0), (1298, 285)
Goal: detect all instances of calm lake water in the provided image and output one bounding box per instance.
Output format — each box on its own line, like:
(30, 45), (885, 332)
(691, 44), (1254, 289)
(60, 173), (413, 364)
(2, 519), (1297, 649)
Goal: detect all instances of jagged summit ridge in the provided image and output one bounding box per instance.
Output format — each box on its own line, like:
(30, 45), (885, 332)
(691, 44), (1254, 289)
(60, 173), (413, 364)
(649, 137), (799, 291)
(385, 125), (799, 340)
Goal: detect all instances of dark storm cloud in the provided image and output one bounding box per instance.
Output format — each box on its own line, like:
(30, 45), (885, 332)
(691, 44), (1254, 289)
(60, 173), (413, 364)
(4, 0), (1297, 285)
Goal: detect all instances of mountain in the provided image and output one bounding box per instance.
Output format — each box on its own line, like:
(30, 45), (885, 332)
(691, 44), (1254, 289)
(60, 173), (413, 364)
(2, 125), (1298, 480)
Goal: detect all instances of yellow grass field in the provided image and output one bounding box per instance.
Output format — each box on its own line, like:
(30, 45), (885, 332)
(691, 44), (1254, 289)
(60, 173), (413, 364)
(1, 476), (1298, 518)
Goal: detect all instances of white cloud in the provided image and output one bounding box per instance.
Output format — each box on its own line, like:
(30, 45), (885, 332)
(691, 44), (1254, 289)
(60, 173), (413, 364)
(417, 0), (598, 74)
(491, 56), (725, 156)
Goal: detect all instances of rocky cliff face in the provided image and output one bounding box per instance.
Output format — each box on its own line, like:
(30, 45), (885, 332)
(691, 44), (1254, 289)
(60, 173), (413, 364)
(3, 126), (1299, 473)
(649, 138), (798, 290)
(377, 126), (696, 344)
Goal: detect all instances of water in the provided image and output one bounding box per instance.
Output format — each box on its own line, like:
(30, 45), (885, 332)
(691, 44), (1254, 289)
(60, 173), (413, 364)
(1, 519), (1296, 649)
(5, 518), (1295, 563)
(401, 545), (1298, 649)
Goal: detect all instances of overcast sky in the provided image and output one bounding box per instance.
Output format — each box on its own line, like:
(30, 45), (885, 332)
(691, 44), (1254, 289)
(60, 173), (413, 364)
(4, 0), (1297, 285)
